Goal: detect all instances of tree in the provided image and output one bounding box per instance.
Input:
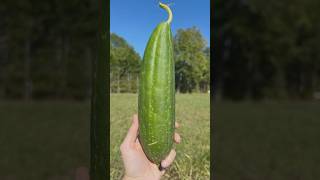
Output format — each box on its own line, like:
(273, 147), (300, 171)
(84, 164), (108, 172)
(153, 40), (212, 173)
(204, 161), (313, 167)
(0, 0), (97, 100)
(110, 33), (141, 93)
(174, 27), (209, 93)
(214, 0), (320, 100)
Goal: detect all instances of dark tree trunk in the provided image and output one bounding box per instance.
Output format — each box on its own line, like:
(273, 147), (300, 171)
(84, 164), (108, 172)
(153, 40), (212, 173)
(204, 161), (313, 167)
(24, 39), (32, 101)
(62, 37), (70, 96)
(56, 37), (63, 98)
(86, 47), (92, 98)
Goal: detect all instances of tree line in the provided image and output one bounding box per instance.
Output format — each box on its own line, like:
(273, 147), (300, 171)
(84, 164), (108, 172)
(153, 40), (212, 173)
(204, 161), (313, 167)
(2, 0), (319, 100)
(0, 0), (97, 100)
(214, 0), (320, 100)
(110, 27), (210, 94)
(0, 0), (210, 100)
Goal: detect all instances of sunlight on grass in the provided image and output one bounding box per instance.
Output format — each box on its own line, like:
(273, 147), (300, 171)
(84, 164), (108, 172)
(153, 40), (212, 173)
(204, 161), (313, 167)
(110, 93), (210, 179)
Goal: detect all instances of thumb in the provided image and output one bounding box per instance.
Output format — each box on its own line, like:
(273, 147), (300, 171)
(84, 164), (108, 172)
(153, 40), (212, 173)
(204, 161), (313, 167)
(123, 114), (139, 144)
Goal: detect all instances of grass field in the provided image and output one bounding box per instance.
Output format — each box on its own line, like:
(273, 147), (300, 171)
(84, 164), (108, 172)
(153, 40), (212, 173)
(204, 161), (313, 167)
(110, 93), (210, 180)
(0, 101), (90, 180)
(215, 101), (320, 180)
(1, 95), (320, 180)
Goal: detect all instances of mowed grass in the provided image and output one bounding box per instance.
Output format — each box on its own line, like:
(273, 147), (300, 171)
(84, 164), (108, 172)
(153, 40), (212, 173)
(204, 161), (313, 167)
(215, 101), (320, 180)
(110, 93), (210, 180)
(1, 96), (319, 179)
(0, 101), (90, 180)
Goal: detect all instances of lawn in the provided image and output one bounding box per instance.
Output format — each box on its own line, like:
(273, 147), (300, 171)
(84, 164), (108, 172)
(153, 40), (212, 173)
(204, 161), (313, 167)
(215, 100), (320, 180)
(0, 101), (90, 180)
(1, 96), (319, 180)
(0, 93), (210, 180)
(110, 93), (211, 180)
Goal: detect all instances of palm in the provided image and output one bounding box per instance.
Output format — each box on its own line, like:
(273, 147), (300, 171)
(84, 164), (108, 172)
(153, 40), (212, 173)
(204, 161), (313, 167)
(124, 139), (161, 178)
(121, 115), (180, 180)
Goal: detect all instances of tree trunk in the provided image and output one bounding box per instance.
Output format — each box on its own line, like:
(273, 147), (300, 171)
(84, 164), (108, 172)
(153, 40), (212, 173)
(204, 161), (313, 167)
(117, 67), (120, 93)
(62, 38), (70, 96)
(24, 39), (32, 101)
(0, 34), (8, 98)
(110, 71), (113, 93)
(196, 82), (200, 93)
(275, 63), (286, 98)
(136, 76), (139, 93)
(56, 37), (63, 98)
(176, 75), (180, 93)
(128, 72), (131, 93)
(86, 47), (92, 98)
(176, 78), (179, 93)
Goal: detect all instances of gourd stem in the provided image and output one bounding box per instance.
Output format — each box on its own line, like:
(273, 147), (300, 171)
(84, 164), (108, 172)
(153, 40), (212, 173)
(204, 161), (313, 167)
(159, 2), (172, 24)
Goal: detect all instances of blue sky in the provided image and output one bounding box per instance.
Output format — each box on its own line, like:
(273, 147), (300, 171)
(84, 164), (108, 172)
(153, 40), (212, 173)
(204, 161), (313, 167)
(111, 0), (210, 57)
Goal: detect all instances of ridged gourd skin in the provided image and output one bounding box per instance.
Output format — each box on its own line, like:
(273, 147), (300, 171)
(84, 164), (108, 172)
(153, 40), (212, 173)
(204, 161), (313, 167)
(138, 19), (175, 163)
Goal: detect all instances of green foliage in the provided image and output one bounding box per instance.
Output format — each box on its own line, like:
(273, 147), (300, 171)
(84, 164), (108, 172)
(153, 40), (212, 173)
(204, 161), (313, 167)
(2, 0), (320, 100)
(174, 27), (210, 93)
(214, 0), (320, 100)
(1, 0), (211, 98)
(110, 33), (141, 93)
(0, 0), (97, 100)
(110, 29), (210, 94)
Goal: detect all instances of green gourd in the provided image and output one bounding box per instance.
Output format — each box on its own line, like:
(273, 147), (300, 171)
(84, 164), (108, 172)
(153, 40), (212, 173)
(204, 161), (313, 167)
(138, 2), (175, 163)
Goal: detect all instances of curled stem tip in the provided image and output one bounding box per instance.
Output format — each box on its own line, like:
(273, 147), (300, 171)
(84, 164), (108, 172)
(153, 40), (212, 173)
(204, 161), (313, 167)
(159, 2), (173, 24)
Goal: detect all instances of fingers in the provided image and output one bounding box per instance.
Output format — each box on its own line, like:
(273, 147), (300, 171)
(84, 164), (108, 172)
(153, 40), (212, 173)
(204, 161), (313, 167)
(122, 114), (139, 145)
(174, 132), (181, 143)
(174, 122), (181, 143)
(159, 122), (180, 175)
(161, 149), (176, 169)
(175, 122), (180, 128)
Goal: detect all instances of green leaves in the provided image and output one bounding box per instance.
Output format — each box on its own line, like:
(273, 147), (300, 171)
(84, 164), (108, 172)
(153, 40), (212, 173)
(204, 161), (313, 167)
(174, 27), (210, 93)
(214, 0), (320, 100)
(110, 33), (141, 93)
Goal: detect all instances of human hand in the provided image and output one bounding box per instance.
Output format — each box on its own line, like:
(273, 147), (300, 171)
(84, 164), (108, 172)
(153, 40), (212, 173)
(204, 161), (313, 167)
(120, 114), (181, 180)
